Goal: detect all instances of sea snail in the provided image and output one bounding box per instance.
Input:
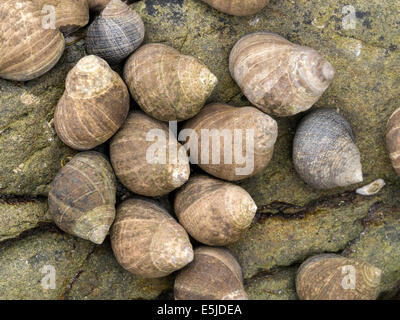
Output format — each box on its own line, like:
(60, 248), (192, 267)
(110, 112), (190, 197)
(0, 0), (65, 81)
(48, 151), (117, 244)
(293, 109), (363, 189)
(296, 254), (382, 300)
(386, 107), (400, 176)
(229, 32), (335, 116)
(174, 175), (257, 246)
(86, 0), (145, 65)
(182, 103), (278, 181)
(201, 0), (270, 16)
(174, 247), (248, 300)
(54, 55), (130, 150)
(111, 198), (194, 278)
(123, 43), (218, 121)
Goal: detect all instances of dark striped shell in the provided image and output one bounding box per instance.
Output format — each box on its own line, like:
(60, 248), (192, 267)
(386, 108), (400, 176)
(296, 254), (382, 300)
(54, 55), (130, 150)
(293, 109), (363, 189)
(86, 0), (144, 65)
(174, 247), (248, 300)
(48, 151), (117, 244)
(111, 198), (194, 278)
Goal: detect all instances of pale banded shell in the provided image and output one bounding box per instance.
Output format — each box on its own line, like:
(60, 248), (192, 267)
(110, 198), (194, 278)
(386, 108), (400, 176)
(54, 55), (130, 151)
(201, 0), (270, 16)
(293, 109), (363, 189)
(48, 151), (116, 244)
(86, 0), (144, 65)
(123, 43), (218, 121)
(296, 254), (382, 300)
(174, 175), (257, 246)
(182, 103), (278, 181)
(174, 247), (248, 300)
(110, 112), (190, 197)
(0, 0), (65, 81)
(229, 32), (335, 116)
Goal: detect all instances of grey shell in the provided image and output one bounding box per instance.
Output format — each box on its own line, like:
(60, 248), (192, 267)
(86, 1), (144, 65)
(293, 109), (363, 189)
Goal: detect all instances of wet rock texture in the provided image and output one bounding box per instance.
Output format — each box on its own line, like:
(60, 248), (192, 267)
(0, 0), (399, 299)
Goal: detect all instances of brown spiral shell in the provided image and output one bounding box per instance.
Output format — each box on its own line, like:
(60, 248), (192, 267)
(201, 0), (270, 16)
(110, 112), (190, 197)
(54, 55), (130, 151)
(48, 151), (116, 244)
(36, 0), (89, 35)
(386, 108), (400, 176)
(296, 254), (382, 300)
(174, 247), (248, 300)
(123, 43), (218, 121)
(229, 32), (335, 116)
(293, 108), (363, 189)
(0, 0), (65, 81)
(174, 175), (257, 246)
(182, 103), (278, 181)
(110, 198), (194, 278)
(86, 0), (145, 65)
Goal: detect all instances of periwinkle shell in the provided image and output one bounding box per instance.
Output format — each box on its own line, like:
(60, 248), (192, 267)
(86, 0), (144, 65)
(293, 109), (363, 189)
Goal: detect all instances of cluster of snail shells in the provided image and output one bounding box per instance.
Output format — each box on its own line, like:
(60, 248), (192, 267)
(12, 0), (367, 300)
(296, 254), (382, 300)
